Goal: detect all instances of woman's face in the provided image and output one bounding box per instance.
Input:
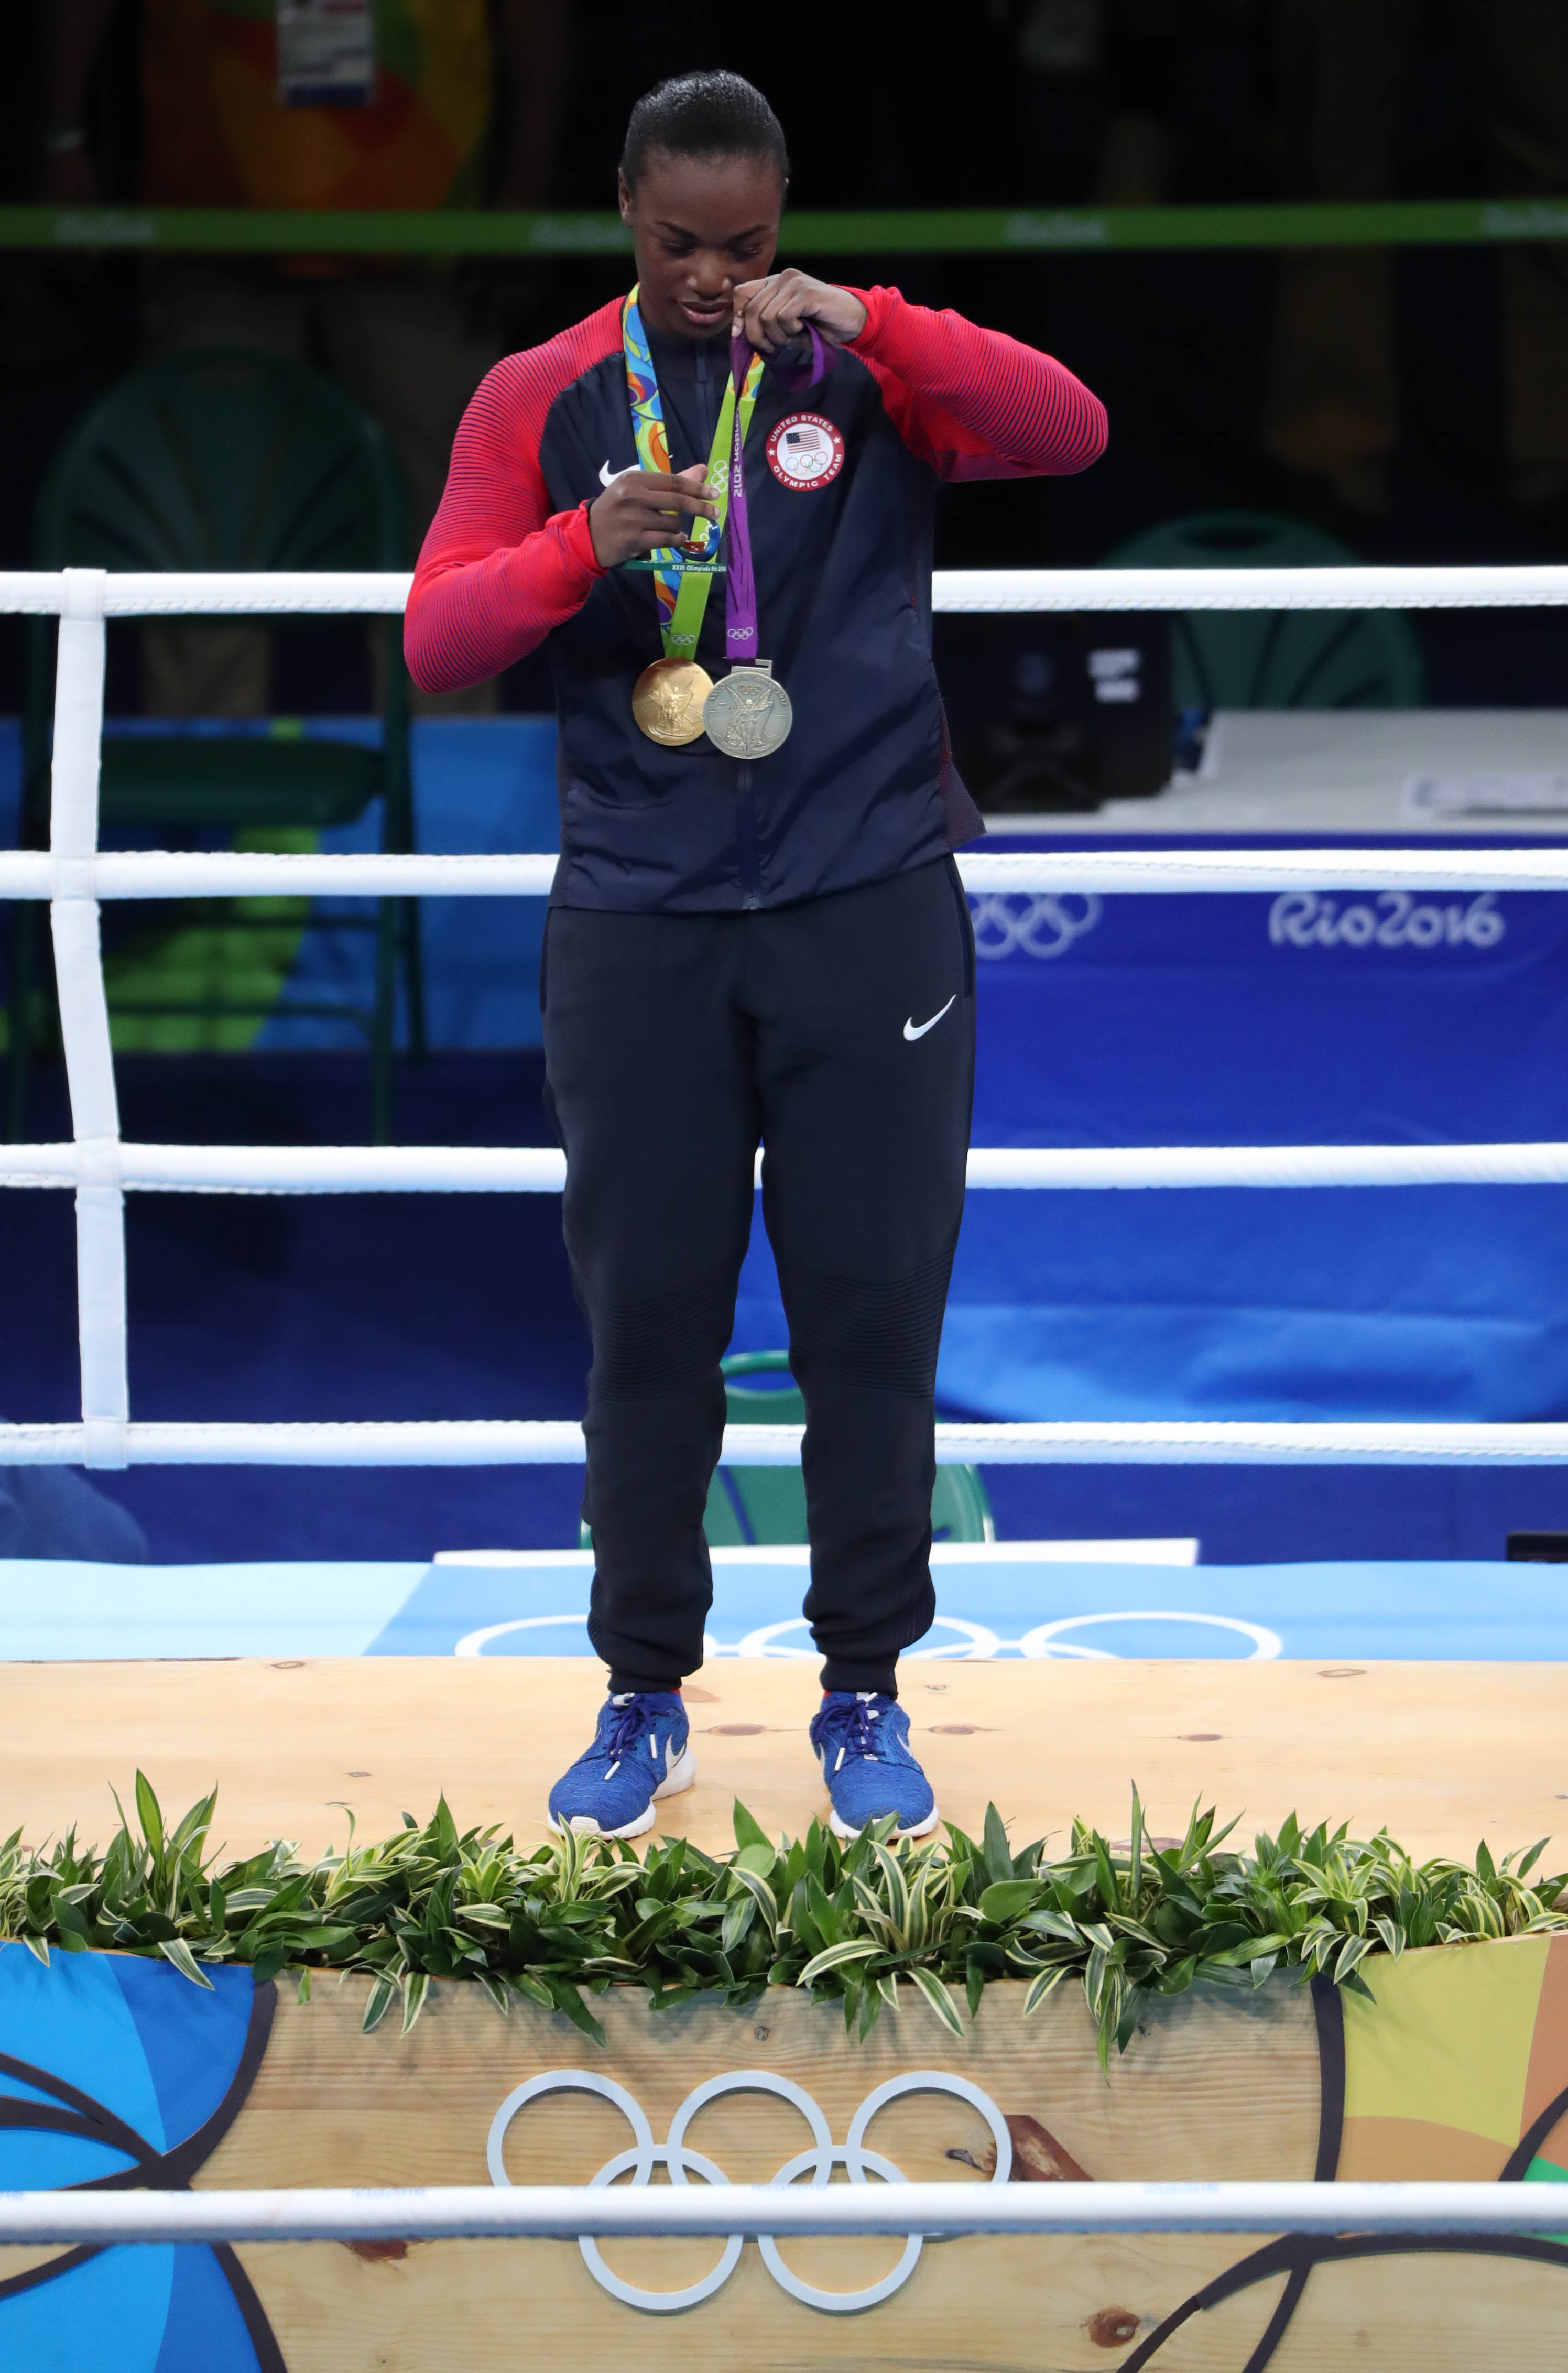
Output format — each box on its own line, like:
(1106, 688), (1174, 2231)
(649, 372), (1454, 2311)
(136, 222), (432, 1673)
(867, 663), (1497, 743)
(618, 150), (784, 339)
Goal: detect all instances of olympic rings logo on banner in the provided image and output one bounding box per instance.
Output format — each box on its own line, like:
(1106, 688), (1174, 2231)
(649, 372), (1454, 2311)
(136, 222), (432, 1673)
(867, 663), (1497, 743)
(967, 892), (1102, 962)
(486, 2067), (1012, 2314)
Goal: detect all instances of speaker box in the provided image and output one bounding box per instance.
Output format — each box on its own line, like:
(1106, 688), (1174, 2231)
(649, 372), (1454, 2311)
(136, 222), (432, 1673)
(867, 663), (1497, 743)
(934, 611), (1173, 814)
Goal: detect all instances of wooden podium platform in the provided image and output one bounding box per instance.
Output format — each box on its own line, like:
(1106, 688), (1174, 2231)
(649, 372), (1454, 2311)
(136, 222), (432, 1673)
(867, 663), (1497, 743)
(3, 1654), (1563, 1857)
(2, 1654), (1566, 2371)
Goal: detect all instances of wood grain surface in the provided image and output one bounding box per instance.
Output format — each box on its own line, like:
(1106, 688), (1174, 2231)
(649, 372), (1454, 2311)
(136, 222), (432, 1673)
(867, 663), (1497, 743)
(186, 1972), (1566, 2371)
(208, 1975), (1319, 2372)
(0, 1654), (1563, 1860)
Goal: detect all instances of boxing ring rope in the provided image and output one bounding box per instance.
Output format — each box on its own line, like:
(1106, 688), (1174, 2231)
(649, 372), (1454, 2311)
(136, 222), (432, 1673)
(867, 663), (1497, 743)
(6, 563), (1568, 1472)
(8, 561), (1568, 615)
(9, 1140), (1568, 1192)
(6, 1419), (1568, 1468)
(0, 2179), (1562, 2247)
(15, 846), (1568, 897)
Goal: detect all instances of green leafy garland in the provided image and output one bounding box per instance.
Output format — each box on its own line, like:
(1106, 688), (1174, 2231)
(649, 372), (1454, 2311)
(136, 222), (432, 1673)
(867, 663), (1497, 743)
(3, 1779), (1563, 2069)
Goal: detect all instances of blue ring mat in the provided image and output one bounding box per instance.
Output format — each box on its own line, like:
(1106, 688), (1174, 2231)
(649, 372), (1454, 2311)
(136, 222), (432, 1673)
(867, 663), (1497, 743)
(1, 1548), (1563, 1662)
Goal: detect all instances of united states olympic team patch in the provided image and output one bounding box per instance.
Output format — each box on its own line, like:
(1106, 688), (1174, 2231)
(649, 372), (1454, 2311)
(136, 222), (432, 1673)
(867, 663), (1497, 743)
(766, 412), (846, 490)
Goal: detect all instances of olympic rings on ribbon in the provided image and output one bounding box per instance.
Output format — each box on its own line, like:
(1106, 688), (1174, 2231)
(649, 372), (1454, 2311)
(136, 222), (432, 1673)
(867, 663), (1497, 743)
(485, 2067), (1012, 2314)
(967, 891), (1102, 962)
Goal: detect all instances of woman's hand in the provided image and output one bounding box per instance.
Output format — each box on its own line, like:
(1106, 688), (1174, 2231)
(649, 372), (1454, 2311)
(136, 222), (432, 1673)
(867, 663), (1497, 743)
(731, 271), (868, 356)
(588, 464), (720, 568)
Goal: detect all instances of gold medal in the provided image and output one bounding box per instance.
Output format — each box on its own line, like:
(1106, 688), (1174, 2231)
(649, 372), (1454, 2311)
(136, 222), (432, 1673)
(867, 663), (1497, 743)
(631, 657), (713, 746)
(703, 659), (794, 760)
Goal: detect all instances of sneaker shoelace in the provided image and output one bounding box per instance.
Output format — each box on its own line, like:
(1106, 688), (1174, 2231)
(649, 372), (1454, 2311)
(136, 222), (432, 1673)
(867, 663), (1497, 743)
(819, 1691), (888, 1775)
(597, 1692), (671, 1781)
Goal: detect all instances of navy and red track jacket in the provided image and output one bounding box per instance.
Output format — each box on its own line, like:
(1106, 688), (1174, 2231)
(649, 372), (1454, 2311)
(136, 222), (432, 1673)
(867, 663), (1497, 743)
(406, 286), (1107, 912)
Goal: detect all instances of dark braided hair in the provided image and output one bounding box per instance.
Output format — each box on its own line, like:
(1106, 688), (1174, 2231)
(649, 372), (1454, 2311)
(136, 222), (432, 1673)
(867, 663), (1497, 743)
(620, 72), (790, 192)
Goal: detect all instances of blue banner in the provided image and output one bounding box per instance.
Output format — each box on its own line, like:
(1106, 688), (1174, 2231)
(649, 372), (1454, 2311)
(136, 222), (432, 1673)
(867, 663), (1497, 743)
(736, 835), (1568, 1424)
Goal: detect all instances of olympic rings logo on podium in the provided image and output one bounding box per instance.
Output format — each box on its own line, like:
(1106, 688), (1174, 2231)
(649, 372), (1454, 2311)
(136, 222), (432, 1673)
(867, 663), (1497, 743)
(967, 892), (1102, 962)
(486, 2067), (1012, 2314)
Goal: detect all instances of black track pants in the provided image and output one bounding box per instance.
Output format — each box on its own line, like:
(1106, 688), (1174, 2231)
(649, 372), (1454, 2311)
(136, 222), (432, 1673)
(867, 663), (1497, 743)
(541, 857), (976, 1697)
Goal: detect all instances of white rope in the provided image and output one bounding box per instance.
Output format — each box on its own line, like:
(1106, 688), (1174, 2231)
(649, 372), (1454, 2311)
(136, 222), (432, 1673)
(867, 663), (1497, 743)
(4, 564), (1568, 616)
(958, 849), (1568, 892)
(0, 1144), (571, 1192)
(8, 847), (1568, 900)
(963, 1141), (1568, 1189)
(0, 2180), (1560, 2247)
(0, 569), (412, 616)
(0, 851), (559, 899)
(924, 1421), (1568, 1465)
(46, 569), (128, 1470)
(933, 562), (1568, 612)
(5, 1141), (1568, 1194)
(0, 1422), (588, 1465)
(2, 1419), (1567, 1467)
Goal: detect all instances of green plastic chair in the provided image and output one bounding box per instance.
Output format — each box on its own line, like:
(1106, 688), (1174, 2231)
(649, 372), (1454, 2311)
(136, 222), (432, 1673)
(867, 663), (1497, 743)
(579, 1350), (995, 1550)
(1102, 511), (1426, 712)
(8, 345), (423, 1142)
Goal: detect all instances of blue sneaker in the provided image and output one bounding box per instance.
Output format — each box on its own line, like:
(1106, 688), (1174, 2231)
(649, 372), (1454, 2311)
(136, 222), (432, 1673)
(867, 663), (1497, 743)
(547, 1691), (695, 1839)
(810, 1691), (938, 1842)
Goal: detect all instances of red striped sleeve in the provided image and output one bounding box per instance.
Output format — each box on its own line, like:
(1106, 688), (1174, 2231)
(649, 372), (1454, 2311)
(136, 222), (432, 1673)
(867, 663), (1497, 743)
(843, 284), (1108, 484)
(404, 301), (622, 694)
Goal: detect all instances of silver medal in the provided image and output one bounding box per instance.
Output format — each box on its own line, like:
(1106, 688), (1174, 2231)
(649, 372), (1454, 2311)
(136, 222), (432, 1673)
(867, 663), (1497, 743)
(703, 659), (794, 759)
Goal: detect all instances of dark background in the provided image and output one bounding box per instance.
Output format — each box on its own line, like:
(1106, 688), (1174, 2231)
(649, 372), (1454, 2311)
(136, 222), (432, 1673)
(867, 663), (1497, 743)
(4, 1), (1566, 712)
(7, 0), (1568, 1564)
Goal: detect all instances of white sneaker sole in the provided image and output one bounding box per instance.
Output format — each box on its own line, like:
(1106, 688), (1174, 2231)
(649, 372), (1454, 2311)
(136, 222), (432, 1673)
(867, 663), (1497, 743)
(548, 1745), (698, 1842)
(828, 1801), (940, 1844)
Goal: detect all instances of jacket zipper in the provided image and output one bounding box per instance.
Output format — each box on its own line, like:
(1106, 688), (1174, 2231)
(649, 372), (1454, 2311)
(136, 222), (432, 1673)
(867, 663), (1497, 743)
(736, 761), (761, 907)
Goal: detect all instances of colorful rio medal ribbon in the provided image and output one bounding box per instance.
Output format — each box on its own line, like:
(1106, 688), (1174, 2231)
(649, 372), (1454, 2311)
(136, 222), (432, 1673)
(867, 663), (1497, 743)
(704, 332), (794, 761)
(621, 288), (763, 747)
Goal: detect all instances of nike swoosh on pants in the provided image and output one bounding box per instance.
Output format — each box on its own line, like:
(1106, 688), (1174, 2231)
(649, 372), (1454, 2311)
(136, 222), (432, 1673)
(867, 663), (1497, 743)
(903, 995), (956, 1042)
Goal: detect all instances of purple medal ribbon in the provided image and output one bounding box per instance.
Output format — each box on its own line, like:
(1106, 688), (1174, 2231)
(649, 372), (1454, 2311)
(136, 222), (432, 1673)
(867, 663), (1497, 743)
(724, 331), (759, 665)
(723, 325), (835, 666)
(769, 319), (834, 394)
